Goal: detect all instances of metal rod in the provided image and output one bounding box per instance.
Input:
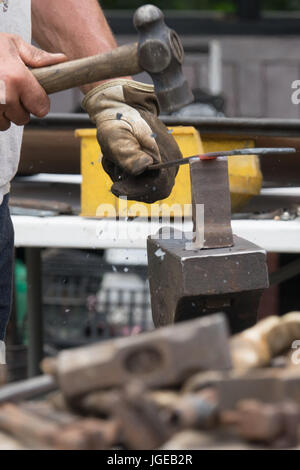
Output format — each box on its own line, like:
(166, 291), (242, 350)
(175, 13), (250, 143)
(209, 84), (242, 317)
(0, 375), (57, 404)
(26, 114), (300, 139)
(149, 147), (296, 171)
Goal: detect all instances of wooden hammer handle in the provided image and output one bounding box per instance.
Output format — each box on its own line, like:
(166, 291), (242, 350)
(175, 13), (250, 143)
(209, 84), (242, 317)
(31, 43), (141, 95)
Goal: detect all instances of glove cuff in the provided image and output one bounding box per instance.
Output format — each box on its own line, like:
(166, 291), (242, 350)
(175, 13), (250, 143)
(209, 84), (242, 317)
(82, 79), (154, 111)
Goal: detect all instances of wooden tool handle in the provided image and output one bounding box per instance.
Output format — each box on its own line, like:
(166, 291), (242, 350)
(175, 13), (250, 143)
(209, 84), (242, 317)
(31, 43), (141, 95)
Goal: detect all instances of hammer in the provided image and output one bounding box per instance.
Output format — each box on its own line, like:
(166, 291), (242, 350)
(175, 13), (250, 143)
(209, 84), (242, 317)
(0, 314), (231, 402)
(31, 4), (193, 114)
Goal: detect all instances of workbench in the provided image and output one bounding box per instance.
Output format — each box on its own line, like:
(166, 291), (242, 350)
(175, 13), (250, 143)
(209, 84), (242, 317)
(12, 210), (300, 253)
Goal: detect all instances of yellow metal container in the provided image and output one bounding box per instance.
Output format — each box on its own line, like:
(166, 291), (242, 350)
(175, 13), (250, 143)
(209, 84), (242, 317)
(76, 127), (262, 217)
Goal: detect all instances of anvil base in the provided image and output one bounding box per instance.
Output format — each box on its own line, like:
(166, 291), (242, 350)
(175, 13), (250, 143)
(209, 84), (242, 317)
(147, 230), (269, 334)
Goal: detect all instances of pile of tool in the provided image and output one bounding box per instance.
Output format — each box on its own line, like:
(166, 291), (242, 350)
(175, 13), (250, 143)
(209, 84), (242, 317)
(0, 312), (299, 450)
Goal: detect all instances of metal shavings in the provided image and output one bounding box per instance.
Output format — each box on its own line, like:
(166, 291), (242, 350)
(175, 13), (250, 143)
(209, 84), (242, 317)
(1, 0), (9, 12)
(154, 248), (166, 260)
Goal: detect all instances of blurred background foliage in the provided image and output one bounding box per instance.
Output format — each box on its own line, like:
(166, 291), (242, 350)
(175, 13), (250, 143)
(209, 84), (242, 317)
(100, 0), (300, 11)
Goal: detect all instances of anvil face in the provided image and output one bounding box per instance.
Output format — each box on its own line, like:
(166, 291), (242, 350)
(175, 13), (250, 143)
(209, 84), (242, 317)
(147, 231), (269, 334)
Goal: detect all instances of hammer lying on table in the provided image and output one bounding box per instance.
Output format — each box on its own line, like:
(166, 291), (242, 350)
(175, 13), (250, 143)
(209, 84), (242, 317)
(30, 4), (193, 115)
(0, 314), (231, 402)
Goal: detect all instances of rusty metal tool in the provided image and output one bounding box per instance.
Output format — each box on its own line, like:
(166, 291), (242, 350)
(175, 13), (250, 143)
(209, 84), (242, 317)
(0, 375), (57, 405)
(9, 197), (73, 215)
(0, 402), (117, 450)
(42, 314), (231, 399)
(73, 390), (121, 418)
(217, 368), (300, 411)
(150, 147), (296, 171)
(111, 382), (171, 450)
(0, 403), (59, 449)
(31, 5), (193, 114)
(222, 399), (300, 448)
(148, 153), (269, 333)
(163, 388), (219, 431)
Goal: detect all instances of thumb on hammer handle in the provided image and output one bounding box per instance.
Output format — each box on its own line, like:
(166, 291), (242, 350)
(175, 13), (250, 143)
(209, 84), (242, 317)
(31, 43), (141, 95)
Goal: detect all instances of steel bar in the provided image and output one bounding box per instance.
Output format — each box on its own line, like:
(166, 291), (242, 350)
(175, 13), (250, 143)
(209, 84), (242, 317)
(150, 147), (296, 171)
(189, 158), (233, 249)
(161, 116), (300, 138)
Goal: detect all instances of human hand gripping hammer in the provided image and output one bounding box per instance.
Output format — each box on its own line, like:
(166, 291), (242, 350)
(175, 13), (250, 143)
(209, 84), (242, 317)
(31, 5), (191, 203)
(31, 4), (193, 114)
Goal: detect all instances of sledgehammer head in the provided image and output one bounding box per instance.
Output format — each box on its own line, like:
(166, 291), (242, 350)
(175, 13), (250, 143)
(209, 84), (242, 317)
(45, 314), (231, 399)
(134, 4), (194, 114)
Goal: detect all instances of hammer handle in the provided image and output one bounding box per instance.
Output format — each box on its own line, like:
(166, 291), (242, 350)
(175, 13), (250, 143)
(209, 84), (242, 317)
(31, 43), (141, 95)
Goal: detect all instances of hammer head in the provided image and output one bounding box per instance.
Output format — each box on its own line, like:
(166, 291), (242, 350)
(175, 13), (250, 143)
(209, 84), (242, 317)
(50, 314), (232, 399)
(134, 4), (194, 114)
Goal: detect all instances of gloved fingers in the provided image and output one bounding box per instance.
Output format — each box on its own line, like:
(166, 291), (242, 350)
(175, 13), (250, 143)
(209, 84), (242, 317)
(97, 121), (157, 176)
(83, 80), (182, 203)
(110, 169), (174, 204)
(101, 157), (118, 182)
(101, 156), (162, 202)
(128, 116), (162, 166)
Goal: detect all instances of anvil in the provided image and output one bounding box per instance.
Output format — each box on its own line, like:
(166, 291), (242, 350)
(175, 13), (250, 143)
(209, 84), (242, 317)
(147, 155), (269, 334)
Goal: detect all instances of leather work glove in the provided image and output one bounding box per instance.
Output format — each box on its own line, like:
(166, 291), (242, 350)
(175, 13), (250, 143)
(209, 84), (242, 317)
(82, 79), (182, 204)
